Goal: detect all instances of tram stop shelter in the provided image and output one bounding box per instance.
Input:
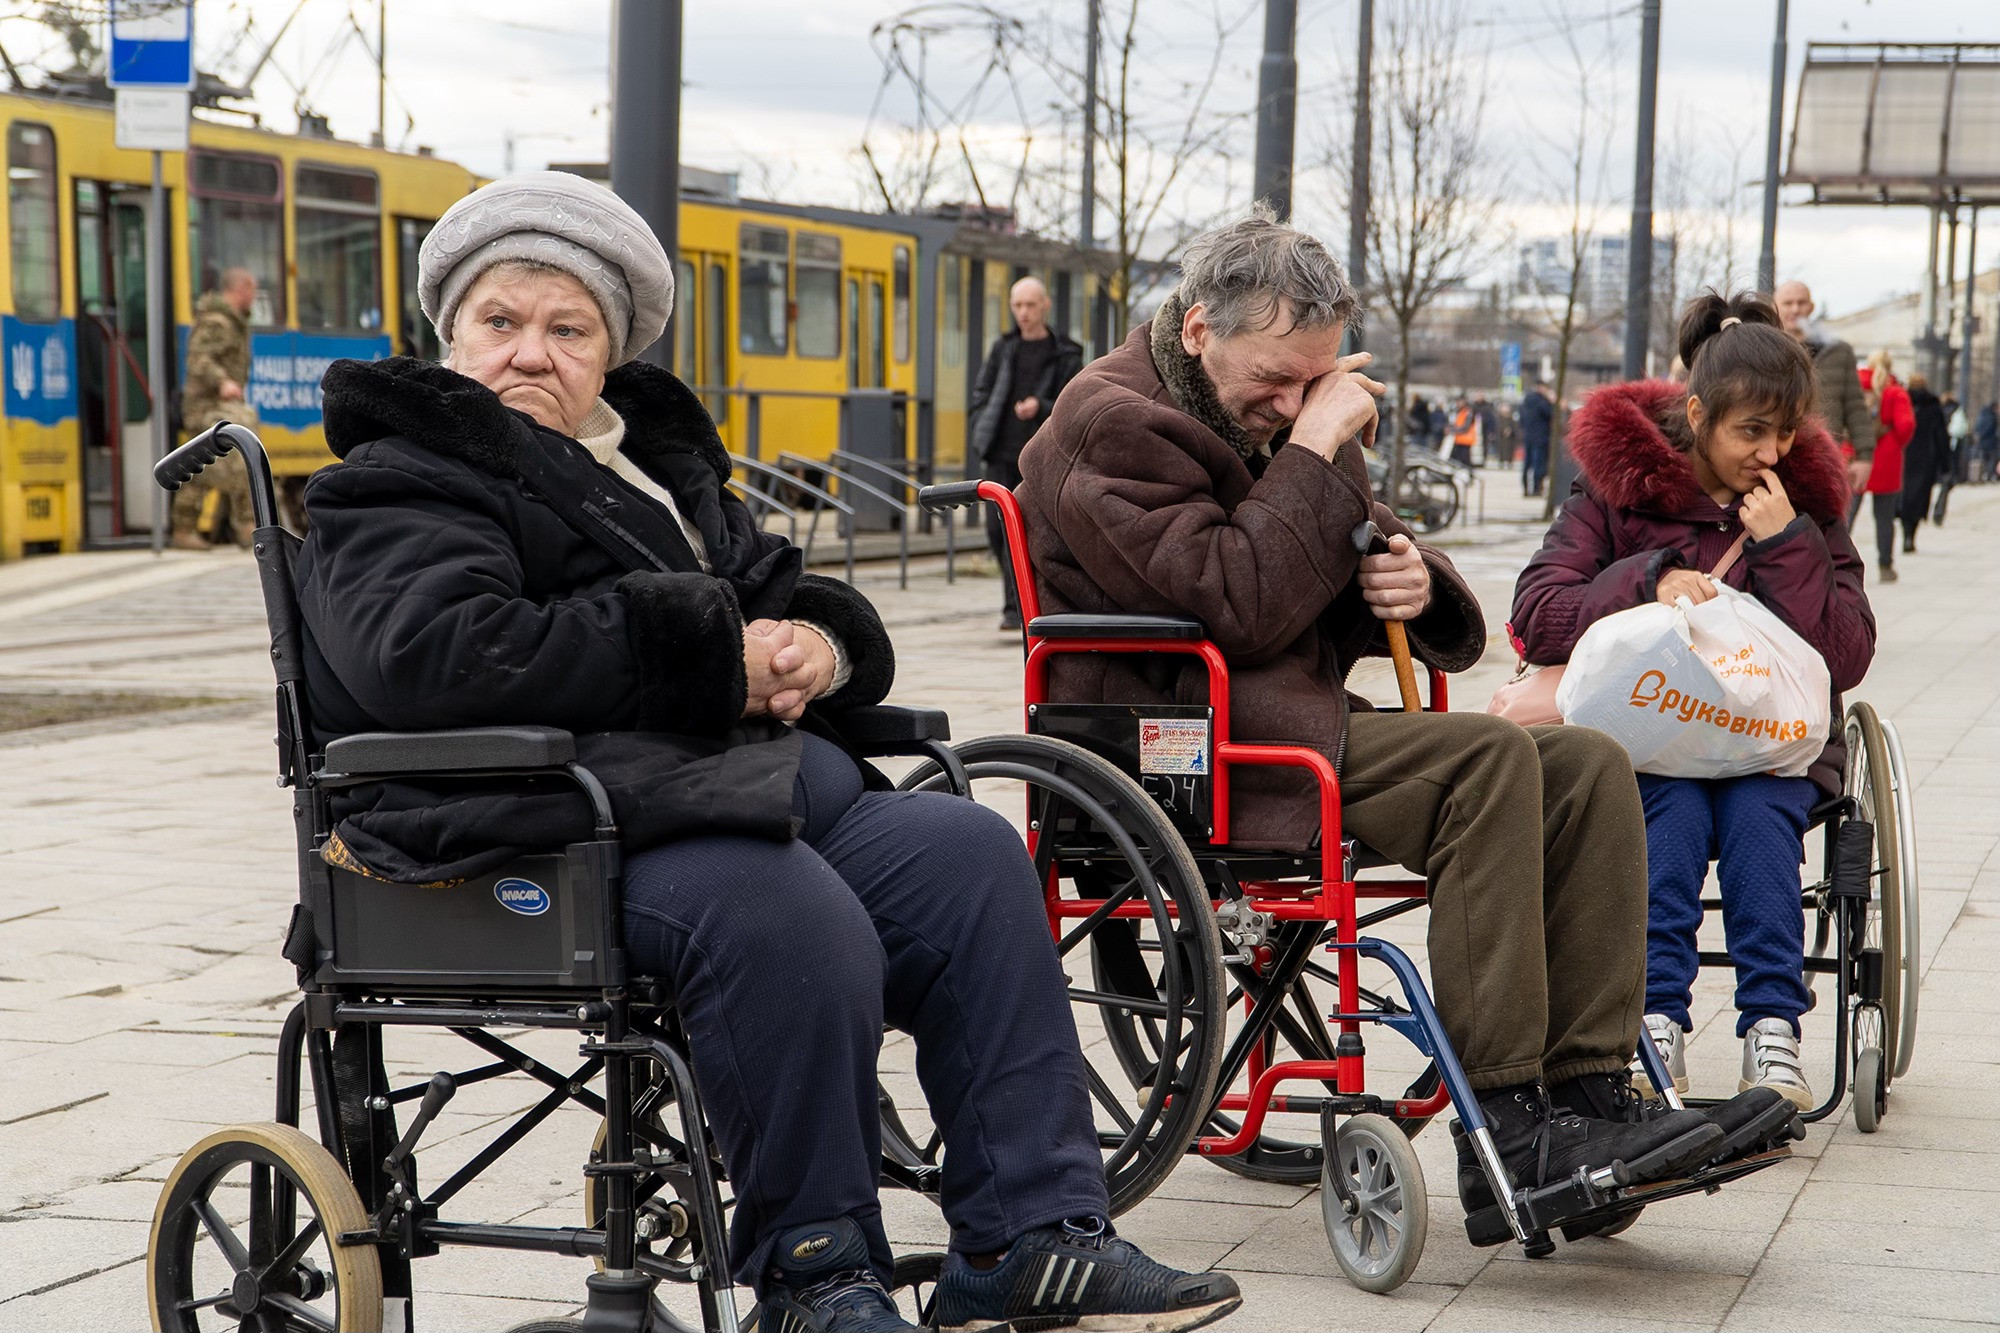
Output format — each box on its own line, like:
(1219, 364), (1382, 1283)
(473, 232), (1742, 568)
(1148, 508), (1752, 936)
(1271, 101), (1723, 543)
(1783, 43), (2000, 396)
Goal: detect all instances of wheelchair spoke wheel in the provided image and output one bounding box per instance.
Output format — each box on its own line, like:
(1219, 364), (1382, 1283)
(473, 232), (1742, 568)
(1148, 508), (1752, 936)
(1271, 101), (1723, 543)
(1198, 945), (1346, 1186)
(1880, 719), (1921, 1078)
(149, 1123), (382, 1333)
(899, 734), (1225, 1214)
(1845, 703), (1905, 1087)
(1321, 1113), (1427, 1293)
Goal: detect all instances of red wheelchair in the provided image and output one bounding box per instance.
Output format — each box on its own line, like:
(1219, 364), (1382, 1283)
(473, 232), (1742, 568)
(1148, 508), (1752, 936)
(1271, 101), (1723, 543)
(909, 480), (1793, 1292)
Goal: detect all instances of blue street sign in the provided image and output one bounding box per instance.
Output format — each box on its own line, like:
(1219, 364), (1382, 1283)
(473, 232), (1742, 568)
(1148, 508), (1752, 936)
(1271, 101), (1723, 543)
(1500, 341), (1523, 398)
(108, 1), (195, 91)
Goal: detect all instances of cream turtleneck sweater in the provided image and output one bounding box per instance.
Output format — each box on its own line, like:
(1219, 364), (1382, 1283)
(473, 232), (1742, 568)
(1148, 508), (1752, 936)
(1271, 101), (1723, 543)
(573, 399), (850, 694)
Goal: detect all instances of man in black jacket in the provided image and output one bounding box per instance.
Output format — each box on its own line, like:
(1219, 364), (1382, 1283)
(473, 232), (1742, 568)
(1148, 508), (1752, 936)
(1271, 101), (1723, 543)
(969, 277), (1083, 629)
(1519, 382), (1554, 496)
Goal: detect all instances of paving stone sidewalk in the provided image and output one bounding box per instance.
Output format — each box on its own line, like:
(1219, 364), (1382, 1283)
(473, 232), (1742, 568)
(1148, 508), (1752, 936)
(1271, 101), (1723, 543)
(1, 485), (1995, 1330)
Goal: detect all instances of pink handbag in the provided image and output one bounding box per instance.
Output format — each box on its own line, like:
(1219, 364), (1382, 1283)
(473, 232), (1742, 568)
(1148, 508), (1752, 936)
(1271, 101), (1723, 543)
(1486, 534), (1749, 726)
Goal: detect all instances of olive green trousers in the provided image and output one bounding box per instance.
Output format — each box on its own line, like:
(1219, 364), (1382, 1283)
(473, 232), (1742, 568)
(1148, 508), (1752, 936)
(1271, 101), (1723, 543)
(1338, 711), (1648, 1091)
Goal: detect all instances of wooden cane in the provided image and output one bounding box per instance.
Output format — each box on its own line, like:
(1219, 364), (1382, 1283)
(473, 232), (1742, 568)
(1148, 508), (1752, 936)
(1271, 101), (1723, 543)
(1353, 521), (1426, 714)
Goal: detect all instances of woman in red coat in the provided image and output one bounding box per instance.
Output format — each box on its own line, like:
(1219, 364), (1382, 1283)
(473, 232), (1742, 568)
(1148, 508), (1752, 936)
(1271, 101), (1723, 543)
(1857, 352), (1912, 582)
(1511, 292), (1877, 1112)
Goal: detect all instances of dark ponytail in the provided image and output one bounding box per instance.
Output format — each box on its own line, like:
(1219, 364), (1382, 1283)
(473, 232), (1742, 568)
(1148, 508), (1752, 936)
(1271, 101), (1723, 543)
(1671, 290), (1817, 450)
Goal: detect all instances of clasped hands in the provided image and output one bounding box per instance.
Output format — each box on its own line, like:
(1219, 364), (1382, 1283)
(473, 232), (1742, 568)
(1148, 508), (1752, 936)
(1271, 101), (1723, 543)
(742, 618), (836, 721)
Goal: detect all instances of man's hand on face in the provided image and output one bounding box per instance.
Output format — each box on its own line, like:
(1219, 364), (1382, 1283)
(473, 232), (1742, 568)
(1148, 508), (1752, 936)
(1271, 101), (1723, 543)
(1357, 533), (1431, 621)
(1291, 353), (1386, 458)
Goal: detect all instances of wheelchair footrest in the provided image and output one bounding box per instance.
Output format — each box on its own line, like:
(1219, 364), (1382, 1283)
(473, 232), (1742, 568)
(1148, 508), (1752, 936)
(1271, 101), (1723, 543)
(1462, 1144), (1797, 1249)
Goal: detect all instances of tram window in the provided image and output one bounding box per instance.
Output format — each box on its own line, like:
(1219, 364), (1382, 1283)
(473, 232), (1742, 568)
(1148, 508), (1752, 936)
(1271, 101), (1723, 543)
(892, 246), (911, 363)
(395, 217), (440, 360)
(675, 257), (696, 383)
(190, 150), (285, 324)
(8, 123), (60, 320)
(705, 260), (728, 423)
(868, 279), (886, 388)
(940, 256), (963, 369)
(795, 232), (840, 359)
(738, 224), (787, 356)
(296, 165), (380, 332)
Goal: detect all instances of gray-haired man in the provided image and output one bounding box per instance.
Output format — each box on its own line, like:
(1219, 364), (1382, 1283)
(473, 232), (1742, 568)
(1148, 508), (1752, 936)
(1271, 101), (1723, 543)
(1017, 213), (1793, 1221)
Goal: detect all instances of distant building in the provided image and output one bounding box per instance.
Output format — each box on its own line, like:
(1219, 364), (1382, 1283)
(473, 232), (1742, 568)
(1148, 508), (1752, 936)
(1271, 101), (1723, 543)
(1517, 235), (1676, 319)
(1822, 266), (2000, 403)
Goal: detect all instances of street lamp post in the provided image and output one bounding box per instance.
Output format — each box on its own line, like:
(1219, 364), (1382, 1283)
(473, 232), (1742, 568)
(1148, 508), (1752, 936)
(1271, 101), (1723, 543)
(610, 0), (682, 370)
(1622, 1), (1661, 381)
(1755, 0), (1788, 294)
(1252, 0), (1298, 219)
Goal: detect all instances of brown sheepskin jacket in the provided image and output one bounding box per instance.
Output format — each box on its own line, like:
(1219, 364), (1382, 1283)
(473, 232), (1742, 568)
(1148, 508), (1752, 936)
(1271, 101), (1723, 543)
(1016, 315), (1487, 850)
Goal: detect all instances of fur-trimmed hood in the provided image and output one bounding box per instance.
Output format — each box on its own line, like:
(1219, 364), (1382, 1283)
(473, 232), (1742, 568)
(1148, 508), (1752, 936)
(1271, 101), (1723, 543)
(1566, 378), (1850, 525)
(320, 356), (733, 485)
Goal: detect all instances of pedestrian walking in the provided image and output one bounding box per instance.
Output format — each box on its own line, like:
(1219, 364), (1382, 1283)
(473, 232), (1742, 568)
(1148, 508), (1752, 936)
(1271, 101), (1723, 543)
(1976, 400), (1998, 483)
(1520, 381), (1554, 495)
(1856, 353), (1911, 583)
(1513, 292), (1876, 1110)
(169, 268), (261, 549)
(1900, 374), (1948, 550)
(1936, 396), (1971, 523)
(1774, 281), (1876, 498)
(1448, 397), (1480, 468)
(1407, 394), (1433, 453)
(968, 277), (1083, 631)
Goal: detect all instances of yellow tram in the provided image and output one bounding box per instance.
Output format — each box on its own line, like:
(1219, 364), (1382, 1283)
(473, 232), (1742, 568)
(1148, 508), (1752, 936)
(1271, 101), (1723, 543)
(1, 87), (1111, 559)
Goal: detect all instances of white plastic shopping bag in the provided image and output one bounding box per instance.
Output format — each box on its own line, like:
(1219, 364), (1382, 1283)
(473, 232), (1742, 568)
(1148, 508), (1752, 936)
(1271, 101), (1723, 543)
(1554, 584), (1830, 779)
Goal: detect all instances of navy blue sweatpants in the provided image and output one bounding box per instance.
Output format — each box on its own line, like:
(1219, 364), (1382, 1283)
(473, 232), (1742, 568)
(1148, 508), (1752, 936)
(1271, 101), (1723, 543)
(1638, 773), (1818, 1038)
(621, 733), (1108, 1293)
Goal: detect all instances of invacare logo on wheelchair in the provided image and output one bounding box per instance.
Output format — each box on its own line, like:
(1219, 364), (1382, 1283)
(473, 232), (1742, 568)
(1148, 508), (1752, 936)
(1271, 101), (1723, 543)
(494, 877), (552, 915)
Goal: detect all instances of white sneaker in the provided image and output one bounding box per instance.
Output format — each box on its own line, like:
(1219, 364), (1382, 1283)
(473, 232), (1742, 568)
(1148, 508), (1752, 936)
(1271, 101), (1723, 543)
(1740, 1017), (1814, 1111)
(1633, 1013), (1689, 1095)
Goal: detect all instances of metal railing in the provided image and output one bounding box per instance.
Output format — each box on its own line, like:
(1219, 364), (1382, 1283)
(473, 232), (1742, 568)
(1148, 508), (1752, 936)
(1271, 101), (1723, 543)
(728, 454), (858, 584)
(687, 384), (909, 462)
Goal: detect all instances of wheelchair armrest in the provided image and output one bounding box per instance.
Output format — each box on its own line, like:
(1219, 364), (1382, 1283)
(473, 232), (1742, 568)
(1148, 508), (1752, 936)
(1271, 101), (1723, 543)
(827, 704), (951, 753)
(320, 726), (578, 778)
(1027, 613), (1206, 640)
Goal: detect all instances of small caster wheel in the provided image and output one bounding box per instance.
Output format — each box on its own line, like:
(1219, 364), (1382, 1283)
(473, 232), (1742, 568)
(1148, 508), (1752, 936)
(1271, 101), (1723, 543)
(1854, 1045), (1886, 1133)
(1522, 1230), (1556, 1259)
(148, 1123), (382, 1332)
(889, 1252), (945, 1327)
(1321, 1112), (1428, 1292)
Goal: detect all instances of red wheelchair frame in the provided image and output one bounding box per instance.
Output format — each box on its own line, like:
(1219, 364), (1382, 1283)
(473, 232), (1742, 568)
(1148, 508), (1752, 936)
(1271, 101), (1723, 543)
(978, 478), (1457, 1156)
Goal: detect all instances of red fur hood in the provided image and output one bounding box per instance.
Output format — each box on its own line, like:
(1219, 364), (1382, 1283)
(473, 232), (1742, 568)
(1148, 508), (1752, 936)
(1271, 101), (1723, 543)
(1566, 379), (1851, 525)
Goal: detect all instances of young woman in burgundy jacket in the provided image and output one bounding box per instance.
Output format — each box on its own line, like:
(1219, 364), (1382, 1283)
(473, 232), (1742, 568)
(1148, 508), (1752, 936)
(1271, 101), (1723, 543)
(1510, 292), (1877, 1111)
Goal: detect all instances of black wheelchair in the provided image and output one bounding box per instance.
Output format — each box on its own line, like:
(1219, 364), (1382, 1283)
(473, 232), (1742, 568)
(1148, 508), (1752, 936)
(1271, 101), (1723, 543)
(144, 425), (961, 1333)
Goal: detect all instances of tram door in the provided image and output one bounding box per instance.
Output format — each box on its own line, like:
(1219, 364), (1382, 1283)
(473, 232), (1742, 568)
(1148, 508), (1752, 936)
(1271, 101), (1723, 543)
(845, 269), (887, 389)
(73, 180), (167, 542)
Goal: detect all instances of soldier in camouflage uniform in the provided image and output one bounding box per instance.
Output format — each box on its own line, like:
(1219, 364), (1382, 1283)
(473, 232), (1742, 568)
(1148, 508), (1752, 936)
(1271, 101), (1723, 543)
(169, 268), (261, 548)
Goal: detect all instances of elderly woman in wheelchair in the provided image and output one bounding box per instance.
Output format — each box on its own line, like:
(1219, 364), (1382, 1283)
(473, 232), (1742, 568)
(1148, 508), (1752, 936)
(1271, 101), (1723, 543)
(268, 173), (1238, 1333)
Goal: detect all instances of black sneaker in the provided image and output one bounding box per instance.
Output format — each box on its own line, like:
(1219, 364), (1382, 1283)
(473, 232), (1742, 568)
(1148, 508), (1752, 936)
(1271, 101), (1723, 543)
(747, 1217), (916, 1333)
(1453, 1082), (1722, 1214)
(1553, 1070), (1802, 1166)
(999, 608), (1023, 632)
(932, 1216), (1241, 1332)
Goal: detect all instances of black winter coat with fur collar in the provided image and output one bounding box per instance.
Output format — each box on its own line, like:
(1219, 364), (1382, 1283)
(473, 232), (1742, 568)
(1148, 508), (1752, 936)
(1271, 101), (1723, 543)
(295, 356), (895, 882)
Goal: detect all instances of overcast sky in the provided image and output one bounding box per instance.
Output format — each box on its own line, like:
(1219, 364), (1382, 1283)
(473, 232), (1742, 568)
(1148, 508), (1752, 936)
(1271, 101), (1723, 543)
(14, 0), (1992, 319)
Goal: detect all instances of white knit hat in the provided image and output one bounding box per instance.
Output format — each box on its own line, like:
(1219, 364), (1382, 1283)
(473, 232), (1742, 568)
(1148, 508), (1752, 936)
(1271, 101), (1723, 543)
(420, 171), (673, 367)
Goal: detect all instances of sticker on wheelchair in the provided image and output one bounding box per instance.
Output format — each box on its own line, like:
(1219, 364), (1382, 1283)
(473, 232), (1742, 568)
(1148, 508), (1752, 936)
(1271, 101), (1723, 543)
(494, 878), (552, 916)
(1139, 717), (1210, 774)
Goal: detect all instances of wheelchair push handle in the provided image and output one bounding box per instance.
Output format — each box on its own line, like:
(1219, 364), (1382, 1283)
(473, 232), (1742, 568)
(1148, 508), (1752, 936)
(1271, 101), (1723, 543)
(155, 421), (284, 532)
(1352, 520), (1424, 714)
(918, 479), (989, 512)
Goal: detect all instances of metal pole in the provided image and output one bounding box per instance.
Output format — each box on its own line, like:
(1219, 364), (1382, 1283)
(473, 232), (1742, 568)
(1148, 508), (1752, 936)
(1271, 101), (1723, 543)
(1347, 0), (1373, 352)
(376, 0), (387, 149)
(1962, 207), (1978, 409)
(1943, 207), (1960, 391)
(1755, 0), (1787, 293)
(1252, 0), (1298, 219)
(610, 0), (682, 370)
(1921, 205), (1941, 383)
(148, 150), (167, 554)
(1622, 0), (1661, 381)
(1079, 0), (1098, 251)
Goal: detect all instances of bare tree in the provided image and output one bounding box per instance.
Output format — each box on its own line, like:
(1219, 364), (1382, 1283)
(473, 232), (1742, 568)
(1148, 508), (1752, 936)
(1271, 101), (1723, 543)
(1519, 3), (1622, 521)
(1325, 0), (1492, 508)
(862, 1), (1256, 335)
(1651, 109), (1758, 368)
